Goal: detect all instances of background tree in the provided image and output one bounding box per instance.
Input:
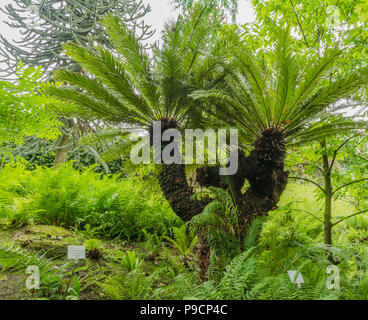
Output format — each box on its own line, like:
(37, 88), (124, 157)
(0, 0), (153, 77)
(288, 133), (368, 249)
(0, 0), (153, 167)
(0, 63), (62, 164)
(250, 0), (368, 77)
(171, 0), (239, 23)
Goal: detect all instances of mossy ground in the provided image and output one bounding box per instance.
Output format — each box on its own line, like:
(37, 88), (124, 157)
(0, 222), (185, 300)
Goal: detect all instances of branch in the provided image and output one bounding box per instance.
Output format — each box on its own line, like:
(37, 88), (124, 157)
(292, 162), (324, 175)
(332, 209), (368, 227)
(332, 178), (368, 196)
(340, 195), (362, 212)
(289, 176), (325, 193)
(290, 0), (309, 48)
(292, 208), (324, 223)
(329, 134), (360, 173)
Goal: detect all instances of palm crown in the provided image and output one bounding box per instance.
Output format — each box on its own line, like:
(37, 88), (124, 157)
(46, 5), (232, 222)
(47, 5), (226, 145)
(192, 29), (368, 149)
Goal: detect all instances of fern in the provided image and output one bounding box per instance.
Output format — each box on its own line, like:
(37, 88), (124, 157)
(163, 226), (198, 259)
(243, 217), (265, 249)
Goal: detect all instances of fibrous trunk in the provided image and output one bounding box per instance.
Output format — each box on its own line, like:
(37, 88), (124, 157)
(156, 124), (289, 281)
(158, 163), (211, 222)
(236, 128), (288, 238)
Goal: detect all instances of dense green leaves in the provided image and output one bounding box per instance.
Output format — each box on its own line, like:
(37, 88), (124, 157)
(47, 5), (223, 133)
(191, 28), (368, 146)
(0, 64), (61, 149)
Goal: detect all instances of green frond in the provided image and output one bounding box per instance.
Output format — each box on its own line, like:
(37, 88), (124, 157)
(281, 48), (342, 123)
(192, 27), (367, 147)
(243, 217), (265, 250)
(272, 28), (298, 127)
(54, 69), (147, 123)
(101, 15), (159, 110)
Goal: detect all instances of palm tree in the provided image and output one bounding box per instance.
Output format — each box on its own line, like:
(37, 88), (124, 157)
(46, 5), (227, 222)
(191, 29), (368, 238)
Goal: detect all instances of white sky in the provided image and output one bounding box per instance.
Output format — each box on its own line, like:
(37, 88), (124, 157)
(0, 0), (254, 73)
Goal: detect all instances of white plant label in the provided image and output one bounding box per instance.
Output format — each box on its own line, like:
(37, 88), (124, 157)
(67, 245), (85, 260)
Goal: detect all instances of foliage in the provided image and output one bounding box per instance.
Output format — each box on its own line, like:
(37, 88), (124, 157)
(170, 0), (239, 23)
(113, 250), (142, 272)
(163, 226), (198, 259)
(191, 187), (241, 259)
(45, 4), (226, 162)
(84, 239), (103, 260)
(0, 242), (78, 300)
(0, 162), (182, 239)
(287, 134), (368, 245)
(100, 270), (156, 300)
(0, 64), (61, 149)
(191, 28), (368, 148)
(0, 0), (153, 77)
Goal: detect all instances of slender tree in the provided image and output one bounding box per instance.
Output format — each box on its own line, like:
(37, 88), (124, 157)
(289, 134), (368, 248)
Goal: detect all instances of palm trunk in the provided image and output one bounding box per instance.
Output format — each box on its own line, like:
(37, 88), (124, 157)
(158, 163), (210, 222)
(157, 127), (289, 280)
(237, 165), (288, 238)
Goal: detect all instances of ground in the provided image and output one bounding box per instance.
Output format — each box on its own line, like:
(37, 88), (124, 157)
(0, 222), (184, 300)
(0, 183), (355, 300)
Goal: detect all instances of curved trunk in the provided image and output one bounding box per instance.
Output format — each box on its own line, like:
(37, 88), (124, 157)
(237, 165), (288, 238)
(53, 119), (74, 168)
(53, 133), (70, 168)
(158, 163), (211, 282)
(158, 163), (210, 222)
(156, 125), (289, 280)
(233, 128), (289, 238)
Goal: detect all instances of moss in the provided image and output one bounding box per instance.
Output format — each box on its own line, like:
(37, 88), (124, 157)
(26, 225), (71, 238)
(12, 228), (78, 258)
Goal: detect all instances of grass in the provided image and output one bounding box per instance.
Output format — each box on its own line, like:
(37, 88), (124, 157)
(280, 182), (353, 217)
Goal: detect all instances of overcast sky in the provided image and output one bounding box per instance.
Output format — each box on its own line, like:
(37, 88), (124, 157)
(0, 0), (254, 74)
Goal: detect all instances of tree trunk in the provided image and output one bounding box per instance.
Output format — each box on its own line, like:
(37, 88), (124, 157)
(158, 163), (211, 222)
(53, 119), (74, 168)
(197, 233), (211, 282)
(320, 139), (339, 264)
(53, 133), (70, 168)
(157, 127), (289, 280)
(321, 140), (332, 246)
(237, 165), (289, 238)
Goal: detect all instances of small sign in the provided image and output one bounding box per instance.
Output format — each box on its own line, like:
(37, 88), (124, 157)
(67, 245), (85, 260)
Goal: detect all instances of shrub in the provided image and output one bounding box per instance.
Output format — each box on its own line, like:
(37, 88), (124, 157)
(0, 162), (182, 239)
